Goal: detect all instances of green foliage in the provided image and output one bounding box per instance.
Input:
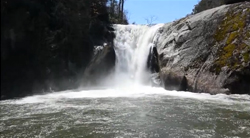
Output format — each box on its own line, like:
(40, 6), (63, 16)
(107, 0), (128, 24)
(192, 0), (223, 14)
(192, 0), (248, 14)
(224, 0), (250, 4)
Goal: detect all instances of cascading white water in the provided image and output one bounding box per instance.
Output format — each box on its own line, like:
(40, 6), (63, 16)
(2, 25), (250, 138)
(113, 24), (163, 85)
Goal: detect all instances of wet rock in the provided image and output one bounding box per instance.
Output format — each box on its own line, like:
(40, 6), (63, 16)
(82, 45), (116, 86)
(160, 69), (187, 91)
(150, 73), (161, 87)
(147, 46), (160, 73)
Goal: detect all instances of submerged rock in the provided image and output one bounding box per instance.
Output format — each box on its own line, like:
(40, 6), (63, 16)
(157, 2), (250, 94)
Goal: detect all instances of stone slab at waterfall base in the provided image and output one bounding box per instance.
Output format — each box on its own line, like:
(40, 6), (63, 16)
(157, 2), (250, 94)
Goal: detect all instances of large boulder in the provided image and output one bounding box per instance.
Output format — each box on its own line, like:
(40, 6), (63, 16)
(157, 2), (250, 94)
(82, 45), (116, 87)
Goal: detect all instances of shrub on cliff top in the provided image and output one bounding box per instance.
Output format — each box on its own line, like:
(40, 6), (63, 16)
(192, 0), (249, 14)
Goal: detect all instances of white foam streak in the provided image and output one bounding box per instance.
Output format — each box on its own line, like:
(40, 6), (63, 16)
(113, 24), (163, 84)
(2, 86), (250, 106)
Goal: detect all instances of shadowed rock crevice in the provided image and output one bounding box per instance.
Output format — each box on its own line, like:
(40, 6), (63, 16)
(147, 46), (160, 73)
(160, 70), (188, 91)
(224, 69), (250, 94)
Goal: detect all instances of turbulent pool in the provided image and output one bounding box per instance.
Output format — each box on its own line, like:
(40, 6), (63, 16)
(1, 86), (250, 137)
(1, 24), (250, 138)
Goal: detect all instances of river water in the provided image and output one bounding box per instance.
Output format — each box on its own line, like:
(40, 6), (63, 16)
(1, 24), (250, 137)
(1, 86), (250, 137)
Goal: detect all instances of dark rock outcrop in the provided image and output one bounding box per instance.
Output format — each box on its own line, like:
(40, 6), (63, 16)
(82, 45), (116, 87)
(147, 46), (161, 86)
(147, 46), (160, 73)
(81, 15), (116, 87)
(157, 2), (250, 94)
(160, 70), (188, 91)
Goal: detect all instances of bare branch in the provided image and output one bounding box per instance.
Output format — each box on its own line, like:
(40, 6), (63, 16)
(145, 15), (158, 25)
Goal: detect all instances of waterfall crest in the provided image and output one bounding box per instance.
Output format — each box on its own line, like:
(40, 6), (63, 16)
(113, 24), (163, 86)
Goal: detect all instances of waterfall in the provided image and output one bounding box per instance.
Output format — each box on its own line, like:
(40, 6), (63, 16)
(113, 24), (163, 85)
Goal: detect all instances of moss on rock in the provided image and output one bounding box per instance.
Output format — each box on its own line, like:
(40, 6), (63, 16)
(243, 51), (250, 62)
(212, 4), (250, 74)
(226, 31), (238, 45)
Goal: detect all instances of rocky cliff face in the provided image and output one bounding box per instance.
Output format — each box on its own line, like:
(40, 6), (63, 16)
(157, 2), (250, 94)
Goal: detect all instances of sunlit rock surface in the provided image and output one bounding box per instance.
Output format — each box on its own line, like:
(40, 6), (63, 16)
(157, 2), (250, 94)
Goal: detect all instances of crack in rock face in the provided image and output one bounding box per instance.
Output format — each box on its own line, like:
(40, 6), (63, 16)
(157, 2), (250, 94)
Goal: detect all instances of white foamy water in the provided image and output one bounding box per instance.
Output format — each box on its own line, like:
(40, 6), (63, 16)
(113, 24), (163, 84)
(1, 24), (250, 138)
(2, 23), (250, 109)
(1, 86), (250, 138)
(2, 86), (250, 108)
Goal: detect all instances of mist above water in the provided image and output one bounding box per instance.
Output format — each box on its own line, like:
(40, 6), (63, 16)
(1, 24), (250, 138)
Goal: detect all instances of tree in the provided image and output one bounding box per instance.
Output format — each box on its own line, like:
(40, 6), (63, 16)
(110, 0), (114, 14)
(145, 15), (158, 25)
(224, 0), (249, 4)
(121, 0), (124, 22)
(118, 0), (125, 22)
(1, 0), (119, 99)
(107, 0), (128, 24)
(192, 0), (249, 14)
(192, 0), (222, 14)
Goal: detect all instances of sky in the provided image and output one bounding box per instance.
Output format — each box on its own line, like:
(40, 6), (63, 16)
(124, 0), (199, 24)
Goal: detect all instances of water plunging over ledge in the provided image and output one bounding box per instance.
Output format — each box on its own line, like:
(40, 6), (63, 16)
(1, 24), (250, 137)
(113, 24), (163, 85)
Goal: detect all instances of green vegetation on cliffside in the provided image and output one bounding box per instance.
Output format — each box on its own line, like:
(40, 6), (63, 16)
(212, 5), (250, 74)
(192, 0), (248, 14)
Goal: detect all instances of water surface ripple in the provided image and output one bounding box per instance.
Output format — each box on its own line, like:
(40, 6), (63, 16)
(1, 86), (250, 138)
